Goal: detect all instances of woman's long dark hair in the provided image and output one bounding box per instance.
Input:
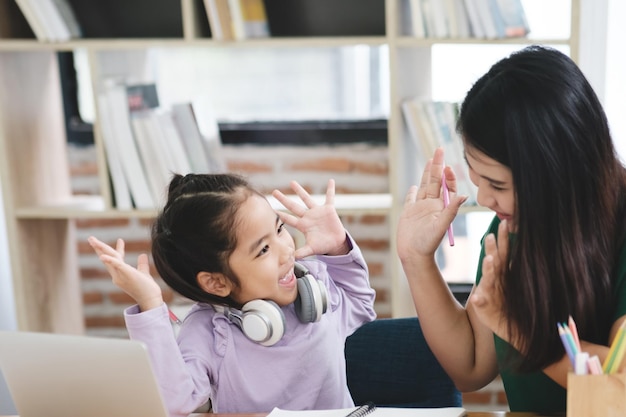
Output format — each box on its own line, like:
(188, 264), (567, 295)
(457, 45), (626, 371)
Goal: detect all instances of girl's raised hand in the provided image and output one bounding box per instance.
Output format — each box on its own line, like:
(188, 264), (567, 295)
(87, 236), (164, 312)
(272, 179), (348, 259)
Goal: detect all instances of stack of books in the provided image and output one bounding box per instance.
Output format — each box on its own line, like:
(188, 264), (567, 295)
(204, 0), (270, 40)
(401, 97), (476, 205)
(406, 0), (529, 39)
(97, 83), (224, 210)
(14, 0), (81, 41)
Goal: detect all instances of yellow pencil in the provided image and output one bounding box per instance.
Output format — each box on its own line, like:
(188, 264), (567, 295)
(603, 320), (626, 373)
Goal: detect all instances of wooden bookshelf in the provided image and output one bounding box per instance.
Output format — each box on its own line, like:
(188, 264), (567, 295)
(0, 0), (580, 332)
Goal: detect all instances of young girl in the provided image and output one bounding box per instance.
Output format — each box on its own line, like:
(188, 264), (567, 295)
(396, 45), (626, 413)
(88, 173), (376, 416)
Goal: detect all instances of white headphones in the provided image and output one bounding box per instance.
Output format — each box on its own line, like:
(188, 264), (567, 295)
(218, 262), (329, 346)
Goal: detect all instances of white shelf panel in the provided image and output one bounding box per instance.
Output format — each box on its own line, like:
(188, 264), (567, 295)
(15, 193), (393, 219)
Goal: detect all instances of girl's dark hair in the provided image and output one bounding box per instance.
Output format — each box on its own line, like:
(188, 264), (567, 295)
(151, 173), (263, 308)
(457, 45), (626, 371)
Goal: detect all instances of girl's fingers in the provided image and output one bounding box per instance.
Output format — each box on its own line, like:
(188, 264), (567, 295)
(324, 179), (335, 206)
(289, 180), (316, 209)
(277, 210), (298, 228)
(137, 253), (151, 275)
(272, 190), (305, 216)
(115, 238), (125, 258)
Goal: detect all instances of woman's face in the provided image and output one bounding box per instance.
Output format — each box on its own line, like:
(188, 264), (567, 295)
(465, 144), (517, 232)
(227, 194), (299, 306)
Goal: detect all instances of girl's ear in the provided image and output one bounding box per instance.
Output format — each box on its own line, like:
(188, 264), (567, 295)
(196, 271), (232, 297)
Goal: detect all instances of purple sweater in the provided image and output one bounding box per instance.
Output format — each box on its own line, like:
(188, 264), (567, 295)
(124, 234), (376, 416)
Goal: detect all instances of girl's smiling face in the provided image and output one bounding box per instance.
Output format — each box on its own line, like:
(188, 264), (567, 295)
(227, 194), (299, 306)
(465, 144), (517, 232)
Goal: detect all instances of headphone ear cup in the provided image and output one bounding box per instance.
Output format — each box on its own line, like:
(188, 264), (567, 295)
(295, 275), (328, 323)
(240, 299), (285, 347)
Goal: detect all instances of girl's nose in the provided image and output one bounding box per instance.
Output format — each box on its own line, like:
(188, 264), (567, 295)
(279, 242), (294, 264)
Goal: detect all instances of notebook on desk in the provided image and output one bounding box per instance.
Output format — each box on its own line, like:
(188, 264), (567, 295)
(0, 331), (169, 417)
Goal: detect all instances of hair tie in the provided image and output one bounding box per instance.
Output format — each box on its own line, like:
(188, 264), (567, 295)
(163, 227), (172, 237)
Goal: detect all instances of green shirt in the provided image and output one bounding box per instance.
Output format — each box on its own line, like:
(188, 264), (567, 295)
(475, 216), (626, 412)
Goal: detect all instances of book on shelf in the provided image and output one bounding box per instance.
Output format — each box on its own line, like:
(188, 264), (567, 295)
(204, 0), (236, 40)
(96, 93), (133, 210)
(451, 0), (472, 38)
(402, 98), (438, 157)
(408, 0), (476, 39)
(491, 0), (530, 37)
(442, 0), (458, 38)
(462, 0), (529, 39)
(50, 0), (82, 38)
(14, 0), (80, 41)
(190, 98), (226, 173)
(407, 0), (426, 38)
(239, 0), (270, 38)
(402, 98), (476, 205)
(98, 83), (156, 210)
(129, 112), (171, 206)
(154, 111), (194, 176)
(171, 102), (215, 174)
(428, 0), (451, 38)
(228, 0), (246, 40)
(127, 83), (204, 206)
(14, 0), (48, 41)
(462, 0), (486, 38)
(472, 0), (499, 39)
(203, 0), (223, 39)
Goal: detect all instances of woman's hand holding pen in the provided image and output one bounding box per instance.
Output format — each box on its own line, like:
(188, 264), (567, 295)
(272, 179), (349, 259)
(88, 236), (164, 312)
(397, 148), (466, 263)
(469, 220), (513, 344)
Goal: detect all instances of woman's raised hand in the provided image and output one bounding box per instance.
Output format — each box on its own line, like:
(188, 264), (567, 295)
(396, 148), (467, 262)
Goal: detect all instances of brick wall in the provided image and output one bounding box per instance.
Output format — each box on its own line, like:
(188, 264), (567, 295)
(68, 142), (509, 411)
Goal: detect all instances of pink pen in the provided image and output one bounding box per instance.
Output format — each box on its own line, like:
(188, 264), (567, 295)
(168, 309), (182, 325)
(441, 167), (455, 246)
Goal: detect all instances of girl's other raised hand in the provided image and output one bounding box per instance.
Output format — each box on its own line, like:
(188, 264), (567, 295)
(272, 179), (348, 259)
(87, 236), (164, 312)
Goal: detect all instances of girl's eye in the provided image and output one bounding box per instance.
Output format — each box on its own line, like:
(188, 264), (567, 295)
(277, 222), (285, 233)
(258, 245), (270, 256)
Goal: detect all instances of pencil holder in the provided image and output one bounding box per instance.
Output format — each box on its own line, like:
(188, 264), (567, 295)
(567, 373), (626, 417)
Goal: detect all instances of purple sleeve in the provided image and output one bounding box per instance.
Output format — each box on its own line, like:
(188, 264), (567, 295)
(312, 232), (377, 335)
(124, 304), (211, 417)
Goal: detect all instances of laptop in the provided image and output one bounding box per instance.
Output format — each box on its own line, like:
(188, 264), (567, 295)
(0, 331), (170, 417)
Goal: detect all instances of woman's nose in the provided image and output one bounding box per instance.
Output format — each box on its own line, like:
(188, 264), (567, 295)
(475, 184), (493, 209)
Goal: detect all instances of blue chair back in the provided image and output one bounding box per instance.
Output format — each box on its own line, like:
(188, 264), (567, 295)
(345, 317), (462, 408)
